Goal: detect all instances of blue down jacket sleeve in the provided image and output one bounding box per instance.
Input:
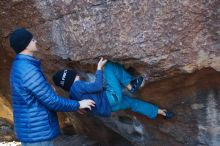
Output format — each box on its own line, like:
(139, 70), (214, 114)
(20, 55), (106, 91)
(22, 67), (80, 112)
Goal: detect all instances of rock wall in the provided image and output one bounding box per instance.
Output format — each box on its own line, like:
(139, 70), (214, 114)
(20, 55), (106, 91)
(1, 0), (220, 75)
(0, 0), (220, 146)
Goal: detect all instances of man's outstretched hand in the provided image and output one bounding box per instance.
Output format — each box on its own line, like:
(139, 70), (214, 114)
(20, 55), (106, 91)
(79, 99), (95, 110)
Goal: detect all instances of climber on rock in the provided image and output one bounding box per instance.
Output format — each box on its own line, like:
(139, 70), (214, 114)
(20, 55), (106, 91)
(53, 57), (174, 120)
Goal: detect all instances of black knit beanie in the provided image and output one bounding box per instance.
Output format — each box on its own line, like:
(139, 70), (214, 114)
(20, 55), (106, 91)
(52, 69), (77, 91)
(9, 28), (33, 54)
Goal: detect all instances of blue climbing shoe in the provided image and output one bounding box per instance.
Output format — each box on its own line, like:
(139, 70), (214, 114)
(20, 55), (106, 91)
(129, 76), (143, 94)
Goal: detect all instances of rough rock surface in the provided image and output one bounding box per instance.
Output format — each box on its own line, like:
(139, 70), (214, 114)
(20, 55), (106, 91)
(1, 0), (220, 76)
(0, 118), (16, 142)
(0, 0), (220, 146)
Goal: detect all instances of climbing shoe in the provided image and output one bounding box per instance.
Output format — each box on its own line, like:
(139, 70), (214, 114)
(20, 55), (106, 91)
(129, 76), (143, 94)
(164, 111), (175, 120)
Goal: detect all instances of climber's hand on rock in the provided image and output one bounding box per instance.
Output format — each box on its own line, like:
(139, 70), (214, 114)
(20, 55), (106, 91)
(97, 57), (107, 70)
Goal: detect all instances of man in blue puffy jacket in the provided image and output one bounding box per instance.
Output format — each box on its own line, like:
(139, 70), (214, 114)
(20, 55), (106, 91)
(9, 28), (95, 146)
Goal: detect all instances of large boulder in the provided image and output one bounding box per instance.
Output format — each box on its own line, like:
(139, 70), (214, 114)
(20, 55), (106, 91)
(0, 0), (220, 145)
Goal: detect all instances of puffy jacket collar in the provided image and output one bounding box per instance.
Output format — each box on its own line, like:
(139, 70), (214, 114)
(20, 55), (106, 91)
(15, 54), (40, 66)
